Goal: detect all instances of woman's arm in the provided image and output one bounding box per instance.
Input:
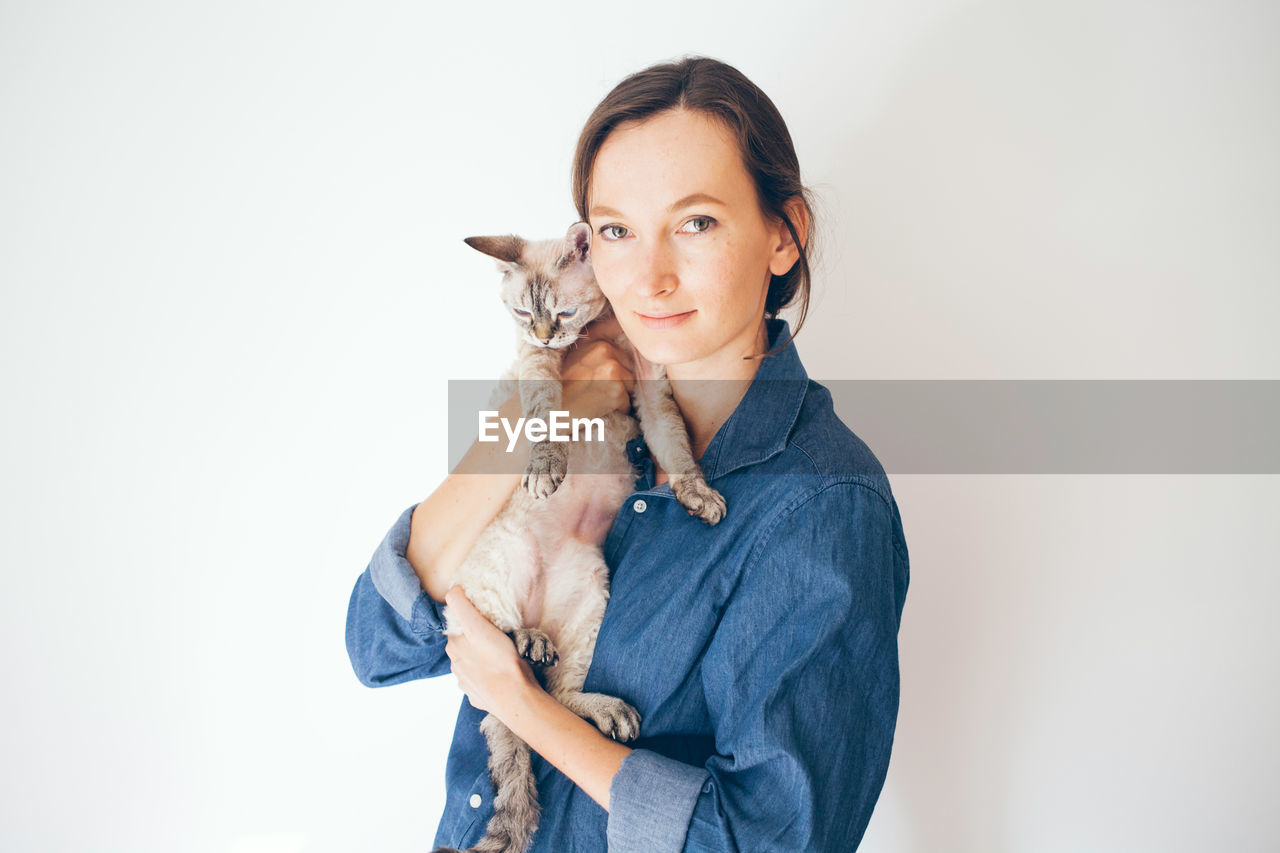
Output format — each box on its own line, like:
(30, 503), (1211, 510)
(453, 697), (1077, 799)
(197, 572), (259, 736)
(345, 389), (534, 688)
(511, 681), (633, 811)
(441, 585), (633, 810)
(406, 388), (532, 603)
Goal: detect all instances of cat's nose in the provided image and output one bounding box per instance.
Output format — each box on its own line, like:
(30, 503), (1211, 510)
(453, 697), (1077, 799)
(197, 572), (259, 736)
(534, 319), (554, 341)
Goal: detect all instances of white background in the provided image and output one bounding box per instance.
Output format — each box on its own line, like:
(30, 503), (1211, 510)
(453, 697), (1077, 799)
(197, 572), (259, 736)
(2, 1), (1277, 851)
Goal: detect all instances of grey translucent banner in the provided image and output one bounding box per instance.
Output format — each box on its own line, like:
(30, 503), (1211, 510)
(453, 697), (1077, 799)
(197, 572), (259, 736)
(447, 380), (1280, 474)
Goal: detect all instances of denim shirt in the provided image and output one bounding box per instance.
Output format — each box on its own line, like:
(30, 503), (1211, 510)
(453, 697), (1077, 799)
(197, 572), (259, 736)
(346, 318), (910, 852)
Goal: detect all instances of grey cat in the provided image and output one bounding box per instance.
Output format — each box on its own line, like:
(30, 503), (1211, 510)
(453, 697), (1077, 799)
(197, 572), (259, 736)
(431, 222), (724, 853)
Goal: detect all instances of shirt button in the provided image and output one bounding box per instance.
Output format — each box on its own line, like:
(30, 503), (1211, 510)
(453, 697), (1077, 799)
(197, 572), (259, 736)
(469, 794), (482, 808)
(633, 499), (647, 513)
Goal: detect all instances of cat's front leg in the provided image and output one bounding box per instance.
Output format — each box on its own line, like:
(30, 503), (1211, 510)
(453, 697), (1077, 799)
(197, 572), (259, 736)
(669, 473), (726, 525)
(554, 689), (642, 743)
(632, 366), (726, 525)
(517, 344), (569, 498)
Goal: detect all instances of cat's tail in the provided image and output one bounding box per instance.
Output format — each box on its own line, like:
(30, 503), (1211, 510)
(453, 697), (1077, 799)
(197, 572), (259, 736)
(468, 712), (541, 853)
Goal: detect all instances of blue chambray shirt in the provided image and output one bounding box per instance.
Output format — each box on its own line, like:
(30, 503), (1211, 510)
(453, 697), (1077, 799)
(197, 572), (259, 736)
(346, 319), (910, 852)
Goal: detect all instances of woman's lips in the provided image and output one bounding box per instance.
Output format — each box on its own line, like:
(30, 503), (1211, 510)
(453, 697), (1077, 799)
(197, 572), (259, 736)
(636, 309), (695, 330)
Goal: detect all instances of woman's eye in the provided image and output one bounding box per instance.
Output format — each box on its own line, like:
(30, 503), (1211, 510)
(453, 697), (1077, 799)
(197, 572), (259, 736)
(681, 216), (715, 234)
(599, 224), (629, 240)
(558, 308), (578, 318)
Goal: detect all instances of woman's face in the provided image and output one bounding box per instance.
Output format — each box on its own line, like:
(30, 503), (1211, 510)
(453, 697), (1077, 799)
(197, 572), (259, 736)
(586, 108), (798, 372)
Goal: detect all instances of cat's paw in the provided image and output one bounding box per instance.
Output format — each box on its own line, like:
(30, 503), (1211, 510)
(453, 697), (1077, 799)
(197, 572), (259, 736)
(511, 627), (558, 667)
(583, 695), (642, 743)
(672, 475), (726, 525)
(522, 446), (567, 498)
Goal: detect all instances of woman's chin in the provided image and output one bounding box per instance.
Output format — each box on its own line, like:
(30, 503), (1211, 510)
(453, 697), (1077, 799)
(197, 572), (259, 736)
(629, 334), (695, 367)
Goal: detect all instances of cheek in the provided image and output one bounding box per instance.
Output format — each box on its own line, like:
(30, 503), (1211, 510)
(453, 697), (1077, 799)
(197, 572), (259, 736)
(590, 254), (625, 300)
(705, 244), (761, 307)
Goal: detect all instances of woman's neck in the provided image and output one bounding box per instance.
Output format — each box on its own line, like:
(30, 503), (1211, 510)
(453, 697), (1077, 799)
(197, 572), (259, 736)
(665, 320), (770, 461)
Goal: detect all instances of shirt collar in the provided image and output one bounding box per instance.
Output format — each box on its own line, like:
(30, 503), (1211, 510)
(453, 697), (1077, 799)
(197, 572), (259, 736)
(695, 317), (809, 481)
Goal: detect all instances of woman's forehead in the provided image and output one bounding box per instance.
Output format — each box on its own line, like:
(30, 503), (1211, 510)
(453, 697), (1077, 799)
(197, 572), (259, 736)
(589, 112), (752, 216)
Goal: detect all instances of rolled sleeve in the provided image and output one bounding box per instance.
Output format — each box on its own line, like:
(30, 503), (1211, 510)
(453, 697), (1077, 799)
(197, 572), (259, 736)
(606, 749), (710, 853)
(368, 502), (447, 633)
(606, 480), (907, 852)
(345, 502), (451, 687)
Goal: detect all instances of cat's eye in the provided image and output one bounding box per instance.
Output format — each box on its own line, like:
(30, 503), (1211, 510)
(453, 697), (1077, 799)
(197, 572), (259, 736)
(513, 308), (531, 318)
(558, 308), (578, 318)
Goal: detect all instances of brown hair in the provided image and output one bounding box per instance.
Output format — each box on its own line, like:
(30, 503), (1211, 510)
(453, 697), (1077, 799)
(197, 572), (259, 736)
(571, 55), (817, 359)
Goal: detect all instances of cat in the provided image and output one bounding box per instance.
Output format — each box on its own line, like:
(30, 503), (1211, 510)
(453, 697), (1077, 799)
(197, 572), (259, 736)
(431, 221), (725, 853)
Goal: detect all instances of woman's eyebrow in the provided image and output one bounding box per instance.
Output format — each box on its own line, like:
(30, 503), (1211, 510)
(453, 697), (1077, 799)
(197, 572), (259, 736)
(589, 192), (727, 219)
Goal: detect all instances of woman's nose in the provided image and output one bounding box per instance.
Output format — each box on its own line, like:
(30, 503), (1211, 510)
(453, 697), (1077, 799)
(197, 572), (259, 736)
(633, 236), (678, 298)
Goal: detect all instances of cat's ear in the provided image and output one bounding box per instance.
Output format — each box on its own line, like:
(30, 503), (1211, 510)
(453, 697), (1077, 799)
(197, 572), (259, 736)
(463, 235), (526, 276)
(557, 222), (592, 269)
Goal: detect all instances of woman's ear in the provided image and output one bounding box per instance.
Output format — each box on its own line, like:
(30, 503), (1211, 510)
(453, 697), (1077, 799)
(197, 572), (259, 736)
(767, 197), (808, 277)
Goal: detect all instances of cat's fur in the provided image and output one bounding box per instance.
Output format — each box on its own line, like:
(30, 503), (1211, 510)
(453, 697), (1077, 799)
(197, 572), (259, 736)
(431, 222), (724, 853)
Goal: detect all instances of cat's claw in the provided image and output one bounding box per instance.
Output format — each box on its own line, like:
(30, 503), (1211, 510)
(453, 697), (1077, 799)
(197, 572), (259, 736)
(511, 628), (559, 667)
(584, 696), (642, 743)
(672, 476), (726, 525)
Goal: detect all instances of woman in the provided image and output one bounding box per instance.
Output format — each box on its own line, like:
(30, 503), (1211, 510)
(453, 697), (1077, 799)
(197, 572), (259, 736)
(346, 56), (910, 852)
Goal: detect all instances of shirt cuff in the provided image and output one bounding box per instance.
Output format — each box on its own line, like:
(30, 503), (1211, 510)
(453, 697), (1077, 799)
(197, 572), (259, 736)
(607, 748), (710, 853)
(367, 502), (447, 635)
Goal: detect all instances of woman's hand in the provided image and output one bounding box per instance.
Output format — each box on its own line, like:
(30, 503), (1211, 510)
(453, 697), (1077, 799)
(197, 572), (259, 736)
(444, 585), (540, 717)
(561, 313), (635, 422)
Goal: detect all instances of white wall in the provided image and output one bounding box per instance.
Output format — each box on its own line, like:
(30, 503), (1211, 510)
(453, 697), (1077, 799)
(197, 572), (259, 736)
(1, 1), (1275, 851)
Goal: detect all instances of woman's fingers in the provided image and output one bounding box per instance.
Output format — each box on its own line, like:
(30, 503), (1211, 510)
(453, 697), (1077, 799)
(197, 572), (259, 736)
(570, 339), (619, 368)
(592, 348), (635, 392)
(561, 340), (635, 411)
(567, 341), (634, 383)
(445, 585), (482, 634)
(445, 584), (468, 610)
(609, 364), (636, 398)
